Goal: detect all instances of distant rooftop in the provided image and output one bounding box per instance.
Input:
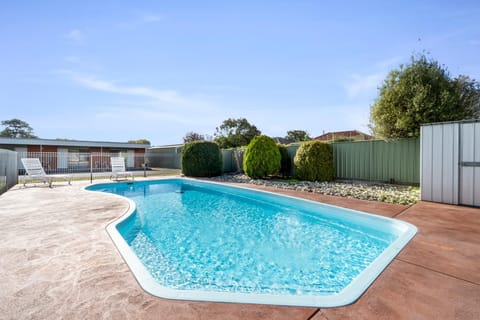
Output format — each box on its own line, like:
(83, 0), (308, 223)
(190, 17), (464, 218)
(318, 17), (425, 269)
(314, 130), (374, 141)
(271, 137), (295, 144)
(0, 137), (150, 149)
(149, 143), (184, 149)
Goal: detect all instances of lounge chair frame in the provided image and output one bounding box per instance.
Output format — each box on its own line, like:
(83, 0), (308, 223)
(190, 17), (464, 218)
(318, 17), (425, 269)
(110, 157), (134, 181)
(21, 158), (72, 188)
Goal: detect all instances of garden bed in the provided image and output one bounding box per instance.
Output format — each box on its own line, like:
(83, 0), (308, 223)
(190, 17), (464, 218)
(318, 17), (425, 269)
(208, 174), (419, 205)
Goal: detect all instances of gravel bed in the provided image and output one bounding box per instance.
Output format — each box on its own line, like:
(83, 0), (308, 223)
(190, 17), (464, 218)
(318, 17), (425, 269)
(207, 174), (419, 205)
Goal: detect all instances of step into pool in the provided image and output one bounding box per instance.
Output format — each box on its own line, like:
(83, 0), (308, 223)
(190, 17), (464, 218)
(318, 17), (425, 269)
(86, 178), (416, 307)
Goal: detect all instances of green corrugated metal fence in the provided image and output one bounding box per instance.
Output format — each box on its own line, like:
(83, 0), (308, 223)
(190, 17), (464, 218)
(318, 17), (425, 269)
(0, 149), (18, 194)
(222, 148), (245, 173)
(146, 146), (182, 169)
(333, 138), (420, 184)
(145, 138), (420, 184)
(221, 149), (234, 172)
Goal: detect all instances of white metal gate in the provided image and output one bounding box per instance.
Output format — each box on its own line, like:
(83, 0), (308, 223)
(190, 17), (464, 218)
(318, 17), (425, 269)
(57, 148), (68, 169)
(126, 150), (135, 168)
(421, 120), (480, 207)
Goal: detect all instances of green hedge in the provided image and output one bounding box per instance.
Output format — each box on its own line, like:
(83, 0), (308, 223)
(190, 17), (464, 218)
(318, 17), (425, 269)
(243, 135), (281, 179)
(181, 141), (223, 177)
(294, 140), (334, 181)
(277, 144), (291, 177)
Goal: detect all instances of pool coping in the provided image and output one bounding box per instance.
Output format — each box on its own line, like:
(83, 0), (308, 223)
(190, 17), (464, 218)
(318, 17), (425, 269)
(84, 177), (418, 308)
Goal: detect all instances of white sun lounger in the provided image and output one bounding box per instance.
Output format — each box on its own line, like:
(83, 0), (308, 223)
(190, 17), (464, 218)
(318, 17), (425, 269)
(21, 158), (72, 188)
(110, 157), (134, 181)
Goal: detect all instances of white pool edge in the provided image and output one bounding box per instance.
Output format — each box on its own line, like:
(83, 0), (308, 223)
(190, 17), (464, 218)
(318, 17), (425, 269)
(85, 177), (418, 308)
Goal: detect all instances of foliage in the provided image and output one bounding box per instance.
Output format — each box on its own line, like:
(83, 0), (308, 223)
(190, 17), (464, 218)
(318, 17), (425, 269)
(183, 131), (205, 143)
(0, 119), (37, 138)
(277, 144), (291, 177)
(370, 54), (480, 138)
(294, 140), (334, 182)
(128, 139), (151, 145)
(214, 118), (261, 148)
(452, 75), (480, 118)
(181, 141), (222, 177)
(285, 130), (311, 142)
(243, 135), (281, 179)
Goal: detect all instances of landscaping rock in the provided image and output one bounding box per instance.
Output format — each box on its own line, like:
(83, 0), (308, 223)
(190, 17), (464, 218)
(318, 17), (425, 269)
(208, 174), (419, 205)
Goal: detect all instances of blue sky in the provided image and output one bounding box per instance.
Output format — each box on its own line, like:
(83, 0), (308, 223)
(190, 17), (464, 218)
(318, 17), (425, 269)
(1, 1), (479, 145)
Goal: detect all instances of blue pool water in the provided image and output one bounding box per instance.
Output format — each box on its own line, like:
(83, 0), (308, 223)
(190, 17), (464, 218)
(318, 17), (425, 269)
(87, 178), (416, 307)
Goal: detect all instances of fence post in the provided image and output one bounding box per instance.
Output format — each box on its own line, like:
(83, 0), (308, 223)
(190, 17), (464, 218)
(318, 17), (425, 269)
(90, 153), (93, 184)
(143, 154), (147, 178)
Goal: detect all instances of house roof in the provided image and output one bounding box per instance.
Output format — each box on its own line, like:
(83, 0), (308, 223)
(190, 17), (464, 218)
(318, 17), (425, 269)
(149, 143), (184, 149)
(0, 137), (149, 149)
(314, 130), (373, 141)
(271, 137), (294, 144)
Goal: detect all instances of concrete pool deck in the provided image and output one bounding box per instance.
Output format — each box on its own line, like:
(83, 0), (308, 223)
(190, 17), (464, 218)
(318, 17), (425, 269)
(0, 178), (478, 319)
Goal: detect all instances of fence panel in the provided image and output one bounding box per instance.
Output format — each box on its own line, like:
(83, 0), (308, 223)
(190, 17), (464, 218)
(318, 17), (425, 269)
(221, 149), (234, 172)
(217, 140), (418, 183)
(218, 149), (245, 173)
(333, 138), (420, 184)
(146, 147), (182, 169)
(0, 149), (18, 194)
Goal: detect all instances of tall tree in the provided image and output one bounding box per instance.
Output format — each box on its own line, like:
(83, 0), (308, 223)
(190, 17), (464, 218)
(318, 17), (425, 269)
(214, 118), (261, 148)
(183, 132), (205, 143)
(0, 119), (37, 138)
(370, 54), (480, 138)
(285, 130), (311, 142)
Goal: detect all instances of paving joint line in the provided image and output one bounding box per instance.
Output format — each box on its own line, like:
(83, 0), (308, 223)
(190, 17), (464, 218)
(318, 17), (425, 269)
(396, 257), (480, 286)
(392, 204), (413, 218)
(306, 308), (322, 320)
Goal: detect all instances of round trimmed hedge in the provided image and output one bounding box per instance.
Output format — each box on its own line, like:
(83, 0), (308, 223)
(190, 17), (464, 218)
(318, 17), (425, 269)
(181, 141), (223, 177)
(294, 140), (334, 181)
(243, 135), (281, 179)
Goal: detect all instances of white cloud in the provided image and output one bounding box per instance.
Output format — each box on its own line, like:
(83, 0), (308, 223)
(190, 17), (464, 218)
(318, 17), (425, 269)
(66, 29), (86, 45)
(345, 72), (384, 99)
(344, 56), (406, 100)
(374, 56), (404, 69)
(116, 12), (163, 29)
(67, 72), (186, 105)
(142, 13), (162, 23)
(60, 69), (222, 122)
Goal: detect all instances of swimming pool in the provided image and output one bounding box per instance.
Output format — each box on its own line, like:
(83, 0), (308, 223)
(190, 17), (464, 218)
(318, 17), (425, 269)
(86, 178), (417, 307)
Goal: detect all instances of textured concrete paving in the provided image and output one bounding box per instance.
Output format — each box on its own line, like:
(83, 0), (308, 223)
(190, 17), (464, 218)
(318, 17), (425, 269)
(0, 178), (479, 319)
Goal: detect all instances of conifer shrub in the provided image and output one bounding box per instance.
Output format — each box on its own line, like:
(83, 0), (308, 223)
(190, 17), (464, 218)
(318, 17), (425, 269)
(181, 141), (223, 177)
(294, 140), (334, 181)
(277, 144), (291, 177)
(243, 135), (281, 179)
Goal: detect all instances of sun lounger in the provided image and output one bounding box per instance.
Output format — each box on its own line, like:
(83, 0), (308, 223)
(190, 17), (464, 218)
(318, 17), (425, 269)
(110, 157), (134, 181)
(21, 158), (72, 188)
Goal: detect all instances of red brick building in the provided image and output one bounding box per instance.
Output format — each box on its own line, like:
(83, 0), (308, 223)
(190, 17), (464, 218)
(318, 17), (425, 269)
(0, 137), (149, 171)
